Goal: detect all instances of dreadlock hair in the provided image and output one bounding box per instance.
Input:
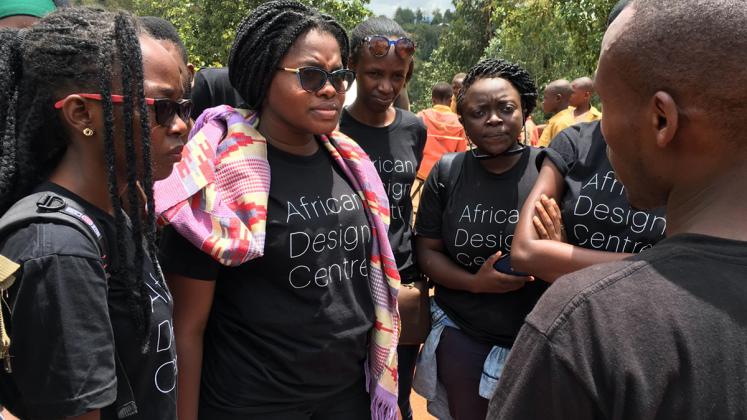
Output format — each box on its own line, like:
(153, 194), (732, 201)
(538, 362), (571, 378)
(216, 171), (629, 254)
(456, 58), (538, 122)
(0, 7), (159, 349)
(228, 0), (349, 112)
(349, 16), (407, 64)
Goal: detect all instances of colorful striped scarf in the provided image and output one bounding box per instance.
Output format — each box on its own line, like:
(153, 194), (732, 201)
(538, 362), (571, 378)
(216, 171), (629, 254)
(154, 106), (400, 419)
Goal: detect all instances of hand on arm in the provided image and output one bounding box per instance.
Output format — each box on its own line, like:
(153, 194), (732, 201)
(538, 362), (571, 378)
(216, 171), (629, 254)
(167, 274), (216, 420)
(532, 194), (566, 242)
(512, 160), (631, 282)
(416, 237), (533, 294)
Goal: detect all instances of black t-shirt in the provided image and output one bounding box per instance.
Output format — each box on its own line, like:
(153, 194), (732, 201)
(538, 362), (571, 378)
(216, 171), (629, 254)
(415, 149), (548, 347)
(159, 143), (375, 415)
(0, 183), (176, 420)
(489, 234), (747, 419)
(190, 67), (246, 120)
(542, 121), (666, 252)
(339, 108), (427, 283)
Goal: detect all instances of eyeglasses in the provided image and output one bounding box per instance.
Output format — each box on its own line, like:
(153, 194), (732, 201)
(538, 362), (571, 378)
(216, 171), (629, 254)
(53, 93), (193, 127)
(363, 36), (416, 60)
(278, 67), (356, 94)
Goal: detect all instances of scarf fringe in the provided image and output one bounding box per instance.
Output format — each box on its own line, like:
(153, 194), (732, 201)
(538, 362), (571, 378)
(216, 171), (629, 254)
(370, 383), (399, 420)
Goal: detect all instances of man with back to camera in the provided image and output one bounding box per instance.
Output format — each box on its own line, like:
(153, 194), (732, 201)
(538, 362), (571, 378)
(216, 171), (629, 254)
(537, 79), (574, 147)
(488, 0), (747, 418)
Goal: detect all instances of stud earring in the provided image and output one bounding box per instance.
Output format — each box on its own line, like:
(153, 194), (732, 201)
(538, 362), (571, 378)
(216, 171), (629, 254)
(82, 128), (94, 137)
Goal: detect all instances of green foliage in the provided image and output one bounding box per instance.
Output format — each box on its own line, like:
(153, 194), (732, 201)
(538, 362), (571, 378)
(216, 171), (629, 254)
(407, 0), (496, 112)
(406, 0), (615, 115)
(74, 0), (372, 67)
(483, 0), (615, 120)
(393, 7), (416, 26)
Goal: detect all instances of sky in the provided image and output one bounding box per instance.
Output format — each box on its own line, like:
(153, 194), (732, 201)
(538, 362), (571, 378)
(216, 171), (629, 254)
(368, 0), (454, 18)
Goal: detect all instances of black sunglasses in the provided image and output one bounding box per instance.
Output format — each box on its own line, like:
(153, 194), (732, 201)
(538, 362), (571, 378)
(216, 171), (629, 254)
(152, 98), (193, 127)
(53, 94), (193, 128)
(363, 36), (416, 60)
(278, 66), (356, 94)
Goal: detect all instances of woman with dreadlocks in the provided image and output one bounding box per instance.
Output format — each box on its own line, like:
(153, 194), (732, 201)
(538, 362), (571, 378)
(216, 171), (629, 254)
(337, 16), (425, 420)
(156, 1), (400, 419)
(411, 58), (548, 419)
(0, 7), (189, 420)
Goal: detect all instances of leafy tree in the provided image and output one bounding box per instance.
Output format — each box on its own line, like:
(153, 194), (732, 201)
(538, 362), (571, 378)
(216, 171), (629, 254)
(483, 0), (615, 120)
(443, 9), (454, 23)
(407, 0), (495, 111)
(431, 9), (443, 25)
(74, 0), (372, 67)
(415, 8), (424, 24)
(394, 7), (416, 26)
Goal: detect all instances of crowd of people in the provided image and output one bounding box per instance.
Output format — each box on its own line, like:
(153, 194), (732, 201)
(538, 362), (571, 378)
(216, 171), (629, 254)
(0, 0), (745, 419)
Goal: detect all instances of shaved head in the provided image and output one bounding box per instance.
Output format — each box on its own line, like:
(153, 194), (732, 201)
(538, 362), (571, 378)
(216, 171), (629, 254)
(432, 81), (452, 105)
(604, 0), (747, 127)
(571, 77), (593, 92)
(452, 72), (467, 84)
(569, 76), (594, 108)
(542, 79), (572, 114)
(545, 79), (572, 97)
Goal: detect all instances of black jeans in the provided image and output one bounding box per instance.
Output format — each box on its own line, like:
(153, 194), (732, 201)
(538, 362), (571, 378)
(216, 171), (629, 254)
(397, 344), (420, 420)
(436, 327), (492, 420)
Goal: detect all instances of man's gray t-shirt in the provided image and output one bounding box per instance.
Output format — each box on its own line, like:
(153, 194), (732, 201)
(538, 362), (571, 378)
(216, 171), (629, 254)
(489, 233), (747, 419)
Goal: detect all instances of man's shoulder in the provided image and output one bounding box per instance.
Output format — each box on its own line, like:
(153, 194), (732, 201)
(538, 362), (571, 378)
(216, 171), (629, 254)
(526, 246), (676, 337)
(550, 107), (576, 125)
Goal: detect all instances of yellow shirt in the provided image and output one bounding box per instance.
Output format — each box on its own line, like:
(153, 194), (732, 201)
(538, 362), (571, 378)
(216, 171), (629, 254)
(575, 106), (602, 123)
(538, 107), (576, 147)
(450, 95), (458, 113)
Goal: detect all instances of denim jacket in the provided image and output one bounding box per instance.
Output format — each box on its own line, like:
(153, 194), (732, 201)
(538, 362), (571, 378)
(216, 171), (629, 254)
(412, 299), (511, 419)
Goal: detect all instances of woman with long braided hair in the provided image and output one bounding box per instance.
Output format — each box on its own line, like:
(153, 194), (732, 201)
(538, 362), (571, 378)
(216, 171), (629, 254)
(0, 7), (188, 419)
(412, 58), (548, 419)
(157, 1), (400, 419)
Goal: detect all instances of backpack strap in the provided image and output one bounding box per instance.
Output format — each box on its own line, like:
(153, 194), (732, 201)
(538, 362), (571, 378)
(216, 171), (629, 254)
(0, 191), (138, 418)
(436, 152), (466, 210)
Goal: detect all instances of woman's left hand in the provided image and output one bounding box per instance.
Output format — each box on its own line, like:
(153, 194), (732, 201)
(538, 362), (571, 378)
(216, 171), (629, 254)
(532, 194), (566, 242)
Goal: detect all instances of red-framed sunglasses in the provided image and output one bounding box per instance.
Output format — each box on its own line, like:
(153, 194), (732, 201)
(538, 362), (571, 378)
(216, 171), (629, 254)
(363, 36), (416, 60)
(53, 93), (193, 127)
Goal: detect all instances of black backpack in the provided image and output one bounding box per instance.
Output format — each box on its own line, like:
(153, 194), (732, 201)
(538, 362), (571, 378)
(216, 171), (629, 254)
(0, 191), (138, 419)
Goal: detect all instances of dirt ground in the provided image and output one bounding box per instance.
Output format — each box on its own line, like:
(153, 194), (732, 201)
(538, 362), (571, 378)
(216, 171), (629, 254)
(409, 390), (436, 420)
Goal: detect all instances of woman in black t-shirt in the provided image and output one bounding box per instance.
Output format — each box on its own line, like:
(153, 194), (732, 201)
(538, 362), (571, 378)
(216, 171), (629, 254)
(511, 121), (666, 282)
(338, 17), (426, 420)
(0, 8), (188, 420)
(159, 2), (400, 420)
(413, 59), (546, 420)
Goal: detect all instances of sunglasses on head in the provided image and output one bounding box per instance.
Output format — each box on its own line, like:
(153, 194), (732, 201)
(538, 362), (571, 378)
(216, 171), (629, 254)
(53, 93), (193, 127)
(363, 36), (416, 60)
(278, 66), (356, 94)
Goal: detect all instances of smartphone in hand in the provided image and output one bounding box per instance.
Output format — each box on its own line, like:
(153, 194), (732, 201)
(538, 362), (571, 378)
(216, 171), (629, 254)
(493, 253), (530, 277)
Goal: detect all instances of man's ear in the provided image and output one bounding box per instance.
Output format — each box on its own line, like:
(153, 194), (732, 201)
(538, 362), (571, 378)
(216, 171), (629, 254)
(59, 95), (98, 136)
(650, 91), (679, 148)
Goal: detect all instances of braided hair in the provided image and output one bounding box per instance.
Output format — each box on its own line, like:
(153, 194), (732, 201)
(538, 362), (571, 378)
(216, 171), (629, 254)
(228, 0), (349, 112)
(456, 58), (538, 122)
(0, 7), (159, 348)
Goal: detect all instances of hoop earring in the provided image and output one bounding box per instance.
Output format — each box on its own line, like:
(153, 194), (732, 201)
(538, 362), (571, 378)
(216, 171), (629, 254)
(82, 128), (94, 137)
